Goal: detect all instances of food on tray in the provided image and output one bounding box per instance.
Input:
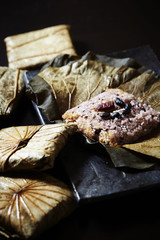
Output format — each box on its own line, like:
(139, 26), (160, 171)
(0, 123), (77, 172)
(2, 22), (160, 238)
(0, 66), (25, 120)
(0, 172), (76, 239)
(4, 24), (76, 69)
(62, 88), (160, 146)
(26, 59), (139, 121)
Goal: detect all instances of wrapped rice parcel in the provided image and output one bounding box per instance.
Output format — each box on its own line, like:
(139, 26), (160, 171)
(0, 123), (77, 172)
(0, 172), (76, 239)
(4, 25), (76, 69)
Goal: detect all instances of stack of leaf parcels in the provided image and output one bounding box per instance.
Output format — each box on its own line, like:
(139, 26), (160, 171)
(0, 123), (78, 239)
(0, 25), (78, 239)
(1, 24), (160, 239)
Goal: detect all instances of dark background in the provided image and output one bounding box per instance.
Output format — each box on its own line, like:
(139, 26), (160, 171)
(0, 0), (160, 65)
(1, 0), (160, 239)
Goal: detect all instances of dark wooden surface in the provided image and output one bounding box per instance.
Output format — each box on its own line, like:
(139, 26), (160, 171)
(1, 0), (160, 239)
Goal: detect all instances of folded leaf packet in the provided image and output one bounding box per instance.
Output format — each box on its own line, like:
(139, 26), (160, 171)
(0, 172), (76, 239)
(0, 123), (77, 172)
(0, 66), (25, 120)
(4, 25), (76, 69)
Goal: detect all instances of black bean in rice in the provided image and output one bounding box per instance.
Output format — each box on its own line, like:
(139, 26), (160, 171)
(62, 89), (160, 146)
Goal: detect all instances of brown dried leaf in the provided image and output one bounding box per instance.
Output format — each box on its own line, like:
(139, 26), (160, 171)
(0, 123), (77, 172)
(0, 67), (25, 119)
(119, 72), (160, 111)
(123, 129), (160, 159)
(0, 172), (76, 239)
(35, 60), (139, 118)
(4, 25), (76, 69)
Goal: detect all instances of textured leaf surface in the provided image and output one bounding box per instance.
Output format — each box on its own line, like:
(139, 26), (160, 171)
(26, 49), (160, 169)
(123, 130), (160, 159)
(4, 25), (76, 69)
(118, 73), (160, 160)
(119, 72), (160, 111)
(0, 123), (77, 172)
(104, 145), (157, 169)
(0, 67), (25, 118)
(27, 60), (139, 120)
(0, 172), (76, 239)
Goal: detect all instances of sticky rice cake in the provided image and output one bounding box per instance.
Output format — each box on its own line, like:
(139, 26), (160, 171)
(62, 89), (160, 146)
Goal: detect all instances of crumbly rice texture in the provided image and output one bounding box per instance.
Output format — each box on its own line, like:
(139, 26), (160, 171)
(62, 89), (160, 146)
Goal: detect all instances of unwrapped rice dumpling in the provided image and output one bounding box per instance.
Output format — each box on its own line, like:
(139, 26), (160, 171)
(0, 123), (77, 172)
(63, 88), (160, 147)
(0, 172), (76, 239)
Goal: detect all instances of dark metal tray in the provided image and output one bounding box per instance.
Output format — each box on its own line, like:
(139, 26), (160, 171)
(23, 45), (160, 203)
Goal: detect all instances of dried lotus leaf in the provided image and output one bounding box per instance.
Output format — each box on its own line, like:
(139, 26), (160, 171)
(144, 81), (160, 111)
(0, 123), (77, 172)
(123, 129), (160, 159)
(27, 60), (139, 120)
(104, 145), (157, 169)
(0, 172), (76, 239)
(4, 24), (76, 69)
(0, 125), (41, 171)
(119, 72), (160, 111)
(0, 67), (25, 119)
(41, 51), (142, 70)
(26, 49), (160, 169)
